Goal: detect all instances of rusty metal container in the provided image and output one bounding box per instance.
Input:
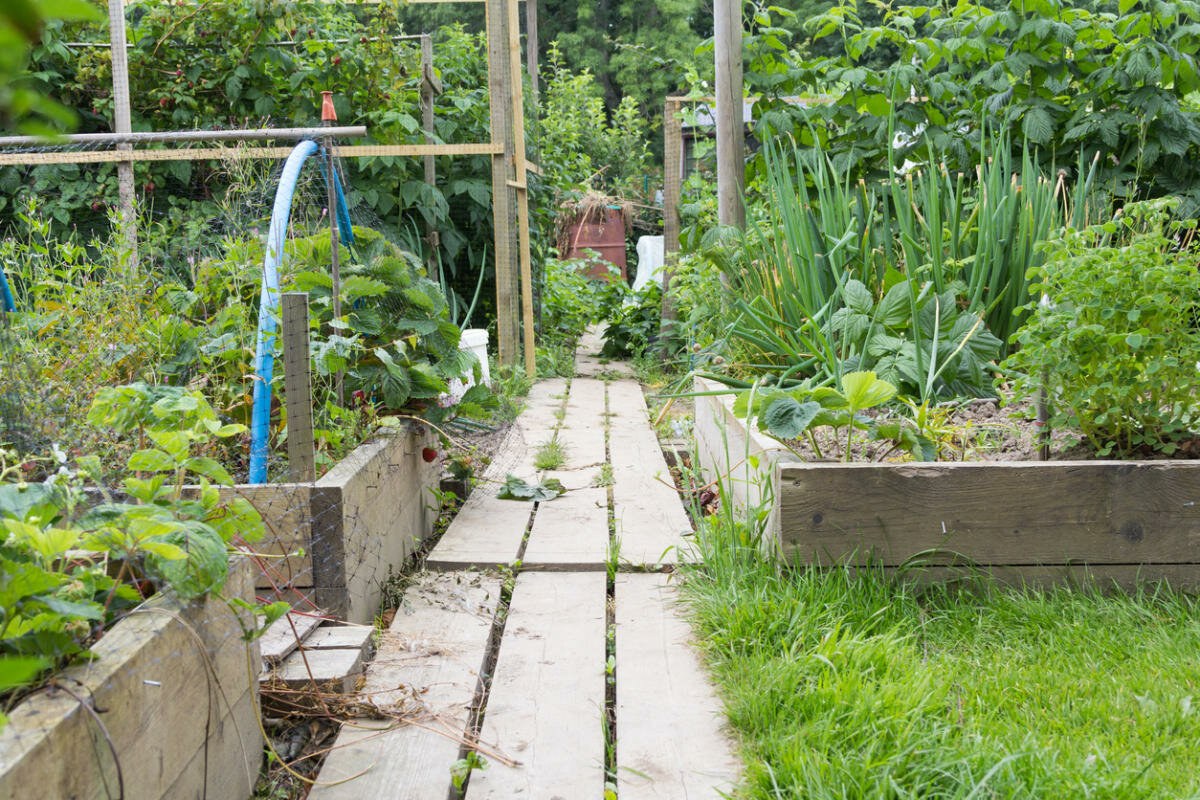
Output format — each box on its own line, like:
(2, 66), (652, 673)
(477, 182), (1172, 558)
(562, 206), (627, 281)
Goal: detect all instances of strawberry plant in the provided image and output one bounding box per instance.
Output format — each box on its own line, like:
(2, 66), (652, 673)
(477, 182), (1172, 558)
(0, 384), (267, 724)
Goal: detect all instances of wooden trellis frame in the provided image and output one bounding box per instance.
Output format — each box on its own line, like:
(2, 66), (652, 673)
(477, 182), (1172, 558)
(0, 0), (537, 373)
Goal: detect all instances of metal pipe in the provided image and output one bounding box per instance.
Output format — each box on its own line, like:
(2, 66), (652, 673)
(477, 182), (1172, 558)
(0, 126), (367, 148)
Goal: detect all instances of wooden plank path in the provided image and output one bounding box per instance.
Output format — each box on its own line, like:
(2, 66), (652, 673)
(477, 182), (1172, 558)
(309, 573), (501, 799)
(313, 331), (739, 798)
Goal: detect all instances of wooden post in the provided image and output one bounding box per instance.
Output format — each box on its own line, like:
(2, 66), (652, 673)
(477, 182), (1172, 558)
(525, 0), (540, 104)
(714, 0), (745, 229)
(659, 97), (683, 351)
(486, 0), (520, 367)
(283, 292), (316, 483)
(107, 0), (137, 268)
(420, 35), (441, 272)
(321, 91), (344, 405)
(507, 0), (536, 378)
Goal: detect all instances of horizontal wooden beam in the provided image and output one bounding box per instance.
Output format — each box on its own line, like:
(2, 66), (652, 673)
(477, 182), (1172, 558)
(0, 126), (367, 148)
(0, 142), (501, 167)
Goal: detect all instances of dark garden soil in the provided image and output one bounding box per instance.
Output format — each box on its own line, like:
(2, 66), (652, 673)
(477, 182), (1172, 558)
(780, 395), (1200, 463)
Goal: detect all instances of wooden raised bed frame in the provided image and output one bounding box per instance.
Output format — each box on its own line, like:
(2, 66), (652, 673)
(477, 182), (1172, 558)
(0, 559), (261, 800)
(225, 426), (441, 624)
(694, 379), (1200, 589)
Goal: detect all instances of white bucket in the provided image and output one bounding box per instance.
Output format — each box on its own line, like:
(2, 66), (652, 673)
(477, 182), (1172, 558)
(444, 327), (491, 405)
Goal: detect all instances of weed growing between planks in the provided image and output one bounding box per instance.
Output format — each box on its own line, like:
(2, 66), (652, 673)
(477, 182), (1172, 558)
(679, 513), (1200, 799)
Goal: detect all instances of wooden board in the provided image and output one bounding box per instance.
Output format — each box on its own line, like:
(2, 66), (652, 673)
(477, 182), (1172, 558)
(301, 624), (375, 660)
(426, 379), (567, 569)
(574, 325), (634, 378)
(522, 487), (610, 570)
(466, 572), (607, 799)
(778, 461), (1200, 566)
(274, 647), (363, 693)
(425, 492), (534, 570)
(607, 381), (696, 566)
(259, 611), (325, 666)
(692, 377), (790, 519)
(552, 377), (609, 490)
(615, 574), (740, 799)
(309, 573), (501, 800)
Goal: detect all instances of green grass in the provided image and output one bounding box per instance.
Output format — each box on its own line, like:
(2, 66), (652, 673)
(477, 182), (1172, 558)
(533, 436), (567, 471)
(682, 516), (1200, 799)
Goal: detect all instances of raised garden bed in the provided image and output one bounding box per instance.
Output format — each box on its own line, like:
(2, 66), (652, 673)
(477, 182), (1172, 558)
(694, 378), (1200, 589)
(228, 426), (441, 624)
(0, 558), (260, 800)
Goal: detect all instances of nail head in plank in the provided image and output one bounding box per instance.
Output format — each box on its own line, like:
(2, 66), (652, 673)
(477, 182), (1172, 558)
(466, 571), (607, 799)
(309, 573), (501, 799)
(615, 573), (740, 799)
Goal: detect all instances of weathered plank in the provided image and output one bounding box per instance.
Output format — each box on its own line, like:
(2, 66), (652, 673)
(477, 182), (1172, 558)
(555, 377), (609, 482)
(607, 380), (696, 566)
(0, 560), (260, 800)
(426, 379), (569, 570)
(301, 624), (376, 660)
(615, 573), (740, 799)
(692, 376), (791, 520)
(881, 562), (1200, 592)
(779, 461), (1200, 567)
(466, 572), (607, 799)
(274, 647), (364, 693)
(522, 486), (610, 570)
(309, 573), (501, 800)
(425, 492), (534, 570)
(574, 325), (635, 378)
(260, 611), (326, 666)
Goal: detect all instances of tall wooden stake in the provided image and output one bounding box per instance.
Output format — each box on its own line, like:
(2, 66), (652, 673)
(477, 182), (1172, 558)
(525, 0), (540, 104)
(283, 292), (316, 483)
(507, 0), (536, 378)
(321, 91), (344, 404)
(420, 35), (441, 274)
(107, 0), (137, 268)
(486, 0), (520, 367)
(659, 98), (683, 354)
(714, 0), (745, 229)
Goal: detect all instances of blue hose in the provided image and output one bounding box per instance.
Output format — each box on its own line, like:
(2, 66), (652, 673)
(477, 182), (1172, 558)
(248, 140), (353, 484)
(0, 266), (14, 312)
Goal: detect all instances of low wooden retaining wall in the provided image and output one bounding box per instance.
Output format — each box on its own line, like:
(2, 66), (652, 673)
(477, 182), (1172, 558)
(227, 426), (441, 624)
(695, 380), (1200, 588)
(0, 558), (261, 800)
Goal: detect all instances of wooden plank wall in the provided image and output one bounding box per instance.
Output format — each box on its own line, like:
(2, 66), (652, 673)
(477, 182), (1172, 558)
(779, 461), (1200, 587)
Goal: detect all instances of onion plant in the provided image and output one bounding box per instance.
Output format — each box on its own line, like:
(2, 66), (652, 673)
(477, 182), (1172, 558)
(719, 129), (1099, 402)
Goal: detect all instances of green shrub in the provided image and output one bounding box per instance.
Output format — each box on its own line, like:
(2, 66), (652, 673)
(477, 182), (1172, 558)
(540, 255), (625, 346)
(601, 282), (665, 359)
(1002, 198), (1200, 457)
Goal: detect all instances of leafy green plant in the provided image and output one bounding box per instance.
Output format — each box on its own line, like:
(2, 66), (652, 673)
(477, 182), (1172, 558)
(0, 384), (266, 722)
(830, 278), (1001, 402)
(450, 750), (488, 792)
(497, 474), (565, 502)
(760, 0), (1200, 212)
(540, 255), (623, 346)
(601, 282), (665, 359)
(1001, 198), (1200, 457)
(735, 371), (935, 461)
